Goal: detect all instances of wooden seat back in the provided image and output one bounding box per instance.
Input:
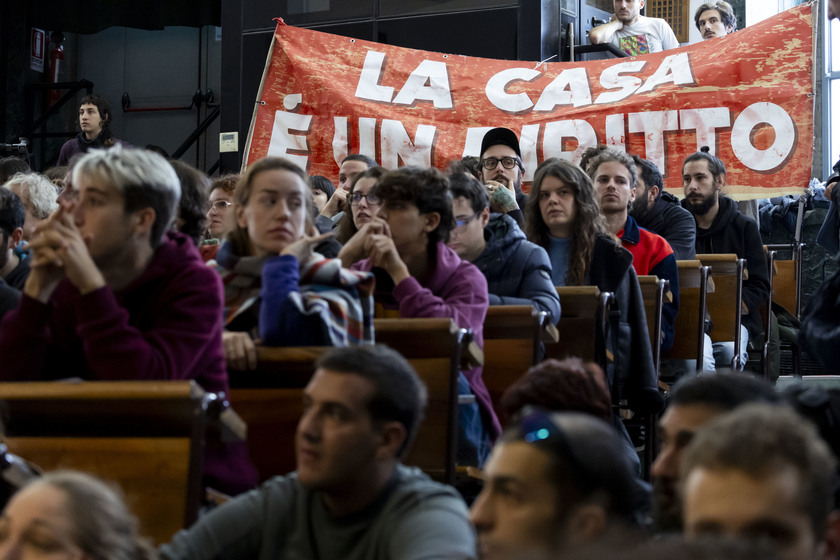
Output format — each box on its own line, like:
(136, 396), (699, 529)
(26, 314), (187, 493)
(696, 254), (746, 369)
(547, 287), (612, 368)
(228, 347), (327, 483)
(638, 276), (669, 376)
(482, 305), (559, 425)
(0, 381), (208, 544)
(663, 260), (711, 371)
(766, 243), (804, 318)
(229, 318), (467, 486)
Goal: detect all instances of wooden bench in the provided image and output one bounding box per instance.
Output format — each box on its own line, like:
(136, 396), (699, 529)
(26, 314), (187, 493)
(229, 318), (472, 486)
(482, 305), (560, 424)
(547, 286), (614, 369)
(0, 381), (210, 544)
(696, 254), (747, 369)
(662, 260), (712, 373)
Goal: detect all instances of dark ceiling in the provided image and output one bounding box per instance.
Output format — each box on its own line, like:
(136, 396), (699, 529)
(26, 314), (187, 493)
(25, 0), (221, 34)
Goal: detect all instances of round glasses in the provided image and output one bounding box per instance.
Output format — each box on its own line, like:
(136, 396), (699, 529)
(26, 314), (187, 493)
(349, 193), (381, 206)
(481, 156), (520, 171)
(207, 200), (232, 212)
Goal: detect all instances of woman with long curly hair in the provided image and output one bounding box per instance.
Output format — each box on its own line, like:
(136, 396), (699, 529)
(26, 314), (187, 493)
(524, 158), (609, 286)
(525, 158), (661, 473)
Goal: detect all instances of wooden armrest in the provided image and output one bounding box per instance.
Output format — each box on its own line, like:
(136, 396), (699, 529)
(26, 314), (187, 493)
(456, 465), (485, 481)
(218, 407), (247, 443)
(697, 253), (747, 279)
(541, 322), (560, 344)
(465, 339), (484, 368)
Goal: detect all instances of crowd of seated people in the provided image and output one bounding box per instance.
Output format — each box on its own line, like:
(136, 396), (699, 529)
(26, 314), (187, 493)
(2, 6), (840, 550)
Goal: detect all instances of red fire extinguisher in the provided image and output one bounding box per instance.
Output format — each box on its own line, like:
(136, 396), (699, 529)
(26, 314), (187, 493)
(48, 32), (64, 107)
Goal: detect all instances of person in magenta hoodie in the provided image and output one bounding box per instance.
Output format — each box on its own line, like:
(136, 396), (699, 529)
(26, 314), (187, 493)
(0, 146), (257, 495)
(339, 166), (498, 465)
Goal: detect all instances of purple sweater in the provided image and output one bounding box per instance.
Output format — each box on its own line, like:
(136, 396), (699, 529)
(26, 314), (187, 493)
(0, 232), (257, 494)
(353, 242), (500, 439)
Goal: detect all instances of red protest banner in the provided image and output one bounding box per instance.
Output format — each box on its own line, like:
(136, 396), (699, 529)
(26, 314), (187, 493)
(244, 4), (814, 199)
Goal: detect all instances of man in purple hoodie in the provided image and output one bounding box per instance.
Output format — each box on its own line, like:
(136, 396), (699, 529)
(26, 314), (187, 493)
(0, 146), (257, 494)
(340, 166), (498, 466)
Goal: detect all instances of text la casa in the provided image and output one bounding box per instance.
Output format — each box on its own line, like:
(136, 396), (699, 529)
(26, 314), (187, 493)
(354, 50), (696, 112)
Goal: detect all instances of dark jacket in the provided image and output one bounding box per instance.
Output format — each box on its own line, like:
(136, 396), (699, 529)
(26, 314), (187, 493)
(633, 191), (696, 260)
(618, 216), (679, 353)
(472, 214), (561, 323)
(0, 277), (19, 324)
(4, 257), (29, 291)
(799, 256), (840, 373)
(681, 195), (770, 341)
(56, 130), (129, 166)
(589, 235), (662, 415)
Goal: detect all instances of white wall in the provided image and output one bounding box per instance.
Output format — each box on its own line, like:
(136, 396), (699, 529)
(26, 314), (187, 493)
(745, 1), (780, 27)
(688, 0), (704, 44)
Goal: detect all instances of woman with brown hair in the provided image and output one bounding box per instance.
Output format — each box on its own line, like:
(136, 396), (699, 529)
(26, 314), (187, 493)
(525, 158), (662, 472)
(334, 166), (386, 244)
(215, 157), (374, 371)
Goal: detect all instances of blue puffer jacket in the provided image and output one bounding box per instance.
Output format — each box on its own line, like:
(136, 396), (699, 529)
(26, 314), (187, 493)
(472, 214), (561, 324)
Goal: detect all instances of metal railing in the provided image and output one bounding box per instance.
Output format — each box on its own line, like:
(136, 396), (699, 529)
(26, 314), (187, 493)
(23, 79), (94, 171)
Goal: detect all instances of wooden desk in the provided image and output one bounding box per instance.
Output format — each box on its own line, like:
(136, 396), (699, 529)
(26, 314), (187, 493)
(0, 381), (209, 544)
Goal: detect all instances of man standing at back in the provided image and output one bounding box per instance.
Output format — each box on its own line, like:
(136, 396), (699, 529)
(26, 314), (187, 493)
(695, 1), (736, 40)
(590, 0), (679, 56)
(161, 345), (477, 560)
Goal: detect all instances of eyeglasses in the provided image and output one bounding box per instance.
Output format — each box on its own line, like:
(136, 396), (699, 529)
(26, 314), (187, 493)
(481, 156), (521, 171)
(207, 200), (232, 212)
(453, 211), (481, 233)
(349, 193), (381, 206)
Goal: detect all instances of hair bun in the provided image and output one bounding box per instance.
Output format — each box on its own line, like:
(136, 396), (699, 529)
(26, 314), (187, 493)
(700, 146), (711, 153)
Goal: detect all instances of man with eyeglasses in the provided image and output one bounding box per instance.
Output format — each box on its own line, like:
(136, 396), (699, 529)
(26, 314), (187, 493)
(478, 128), (527, 223)
(317, 154), (377, 233)
(447, 173), (560, 324)
(470, 409), (646, 560)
